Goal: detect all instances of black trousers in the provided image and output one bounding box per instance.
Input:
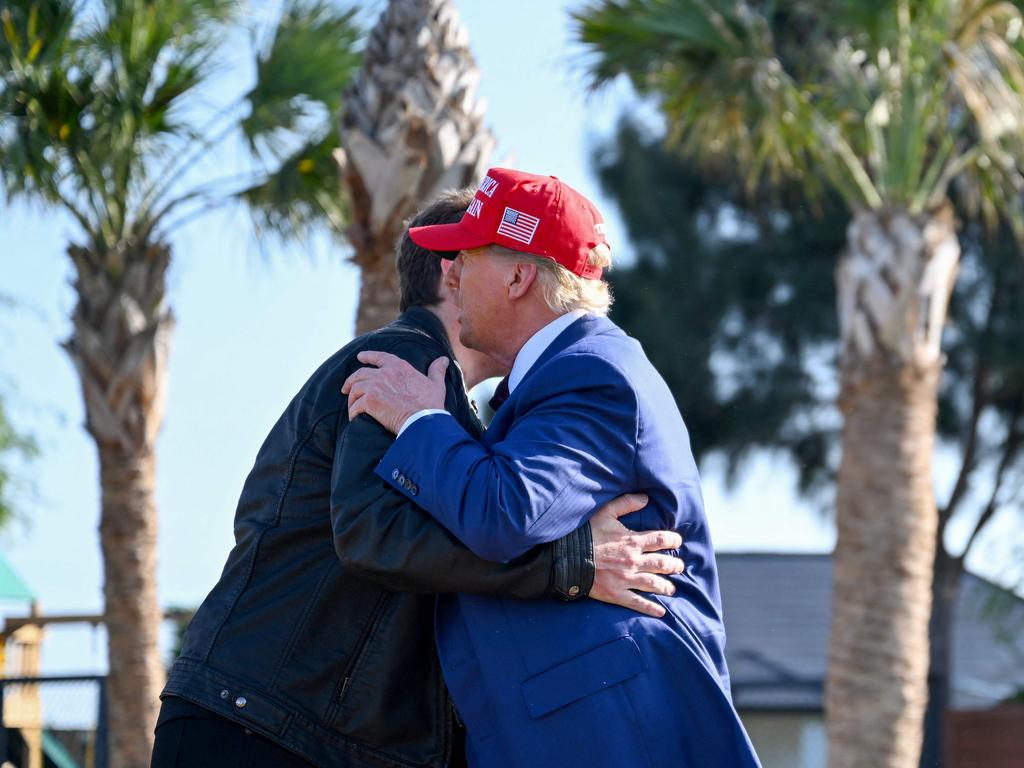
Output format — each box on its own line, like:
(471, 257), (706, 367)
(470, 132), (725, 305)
(151, 698), (468, 768)
(151, 714), (316, 768)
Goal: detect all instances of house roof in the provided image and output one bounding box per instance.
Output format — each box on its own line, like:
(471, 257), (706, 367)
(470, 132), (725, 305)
(0, 551), (33, 602)
(717, 553), (1024, 711)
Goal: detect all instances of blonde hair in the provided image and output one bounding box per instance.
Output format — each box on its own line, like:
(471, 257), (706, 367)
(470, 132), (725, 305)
(479, 244), (614, 316)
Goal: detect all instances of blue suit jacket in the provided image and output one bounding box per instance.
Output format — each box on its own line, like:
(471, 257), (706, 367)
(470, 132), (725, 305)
(376, 315), (760, 768)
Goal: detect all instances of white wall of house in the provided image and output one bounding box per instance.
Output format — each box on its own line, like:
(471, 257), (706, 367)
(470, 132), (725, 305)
(741, 712), (826, 768)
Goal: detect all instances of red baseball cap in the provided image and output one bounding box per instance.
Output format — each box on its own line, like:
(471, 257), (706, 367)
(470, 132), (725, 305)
(409, 167), (610, 280)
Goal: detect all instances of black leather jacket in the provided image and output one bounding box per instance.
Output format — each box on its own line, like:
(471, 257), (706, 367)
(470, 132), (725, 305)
(162, 307), (595, 768)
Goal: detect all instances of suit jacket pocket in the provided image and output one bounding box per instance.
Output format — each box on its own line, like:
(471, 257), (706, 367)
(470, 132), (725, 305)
(520, 635), (645, 718)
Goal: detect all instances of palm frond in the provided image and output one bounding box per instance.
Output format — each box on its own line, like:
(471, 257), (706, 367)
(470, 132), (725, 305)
(80, 0), (235, 234)
(577, 0), (1024, 229)
(235, 128), (348, 241)
(0, 0), (81, 201)
(923, 0), (1024, 232)
(0, 390), (38, 531)
(2, 0), (361, 252)
(241, 0), (361, 158)
(574, 0), (878, 207)
(1, 0), (237, 247)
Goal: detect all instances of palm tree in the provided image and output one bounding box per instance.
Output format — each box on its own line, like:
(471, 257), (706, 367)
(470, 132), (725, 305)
(0, 1), (360, 764)
(0, 401), (38, 532)
(337, 0), (494, 334)
(575, 2), (1024, 767)
(0, 295), (39, 531)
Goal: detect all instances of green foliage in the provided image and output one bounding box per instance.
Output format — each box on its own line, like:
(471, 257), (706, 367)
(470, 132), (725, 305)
(0, 0), (362, 252)
(576, 0), (1024, 233)
(0, 296), (37, 530)
(936, 217), (1024, 561)
(0, 0), (84, 206)
(164, 606), (195, 667)
(602, 117), (1024, 508)
(600, 120), (845, 492)
(242, 0), (358, 146)
(978, 577), (1024, 674)
(0, 393), (38, 530)
(238, 0), (361, 240)
(578, 0), (824, 199)
(0, 0), (236, 248)
(940, 221), (1024, 445)
(238, 132), (349, 237)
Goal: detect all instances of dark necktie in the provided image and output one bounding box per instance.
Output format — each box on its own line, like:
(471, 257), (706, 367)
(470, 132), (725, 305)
(488, 377), (510, 412)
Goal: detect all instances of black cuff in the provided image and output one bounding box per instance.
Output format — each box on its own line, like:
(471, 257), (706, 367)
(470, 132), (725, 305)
(551, 522), (595, 601)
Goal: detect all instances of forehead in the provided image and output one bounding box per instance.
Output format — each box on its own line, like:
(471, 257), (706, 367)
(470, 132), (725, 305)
(458, 247), (501, 267)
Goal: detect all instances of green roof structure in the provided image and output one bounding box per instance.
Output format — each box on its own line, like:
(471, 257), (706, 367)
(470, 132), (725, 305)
(42, 729), (80, 768)
(0, 550), (34, 602)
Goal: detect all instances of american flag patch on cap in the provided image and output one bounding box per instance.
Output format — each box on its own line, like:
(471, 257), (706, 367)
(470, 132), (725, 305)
(496, 207), (540, 245)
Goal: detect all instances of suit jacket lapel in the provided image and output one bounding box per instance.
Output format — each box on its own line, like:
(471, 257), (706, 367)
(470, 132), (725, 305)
(484, 314), (617, 444)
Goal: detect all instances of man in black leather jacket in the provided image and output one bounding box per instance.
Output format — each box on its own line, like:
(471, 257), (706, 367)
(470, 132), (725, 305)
(151, 190), (684, 768)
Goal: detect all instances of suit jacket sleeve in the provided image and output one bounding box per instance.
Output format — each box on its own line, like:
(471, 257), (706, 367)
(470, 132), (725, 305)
(374, 352), (639, 562)
(331, 339), (593, 599)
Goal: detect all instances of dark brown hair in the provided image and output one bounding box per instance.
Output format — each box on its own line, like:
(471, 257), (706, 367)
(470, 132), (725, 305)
(397, 187), (475, 312)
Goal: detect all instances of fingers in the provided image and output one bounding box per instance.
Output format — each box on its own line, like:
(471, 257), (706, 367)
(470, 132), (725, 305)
(345, 379), (375, 421)
(341, 368), (372, 395)
(594, 493), (648, 520)
(427, 356), (450, 383)
(627, 572), (676, 596)
(347, 390), (368, 421)
(637, 552), (685, 575)
(635, 530), (683, 552)
(342, 351), (423, 397)
(614, 591), (667, 619)
(356, 350), (405, 368)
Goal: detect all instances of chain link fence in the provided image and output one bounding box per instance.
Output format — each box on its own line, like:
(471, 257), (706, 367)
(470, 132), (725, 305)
(0, 675), (106, 768)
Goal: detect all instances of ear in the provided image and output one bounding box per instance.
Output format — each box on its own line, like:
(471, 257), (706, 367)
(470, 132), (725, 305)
(507, 262), (539, 300)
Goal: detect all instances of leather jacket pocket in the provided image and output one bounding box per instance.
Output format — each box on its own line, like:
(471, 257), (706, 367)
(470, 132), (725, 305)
(333, 591), (392, 709)
(520, 635), (645, 718)
(328, 592), (442, 763)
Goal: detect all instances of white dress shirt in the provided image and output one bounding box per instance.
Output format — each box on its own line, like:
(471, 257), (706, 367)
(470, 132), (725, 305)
(506, 310), (585, 395)
(397, 310), (586, 435)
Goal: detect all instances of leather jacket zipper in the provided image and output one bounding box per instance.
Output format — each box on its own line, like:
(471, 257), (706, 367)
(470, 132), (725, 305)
(337, 592), (391, 704)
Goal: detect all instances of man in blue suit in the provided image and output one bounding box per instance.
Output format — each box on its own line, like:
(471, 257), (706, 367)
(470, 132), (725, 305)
(342, 168), (761, 768)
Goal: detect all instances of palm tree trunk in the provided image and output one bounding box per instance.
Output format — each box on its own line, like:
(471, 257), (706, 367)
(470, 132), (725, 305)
(340, 164), (403, 336)
(829, 360), (939, 766)
(64, 241), (173, 768)
(827, 205), (960, 768)
(338, 0), (494, 334)
(353, 243), (402, 336)
(98, 444), (164, 767)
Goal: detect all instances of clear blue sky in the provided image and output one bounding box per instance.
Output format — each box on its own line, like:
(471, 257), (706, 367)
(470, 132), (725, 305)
(4, 0), (1012, 676)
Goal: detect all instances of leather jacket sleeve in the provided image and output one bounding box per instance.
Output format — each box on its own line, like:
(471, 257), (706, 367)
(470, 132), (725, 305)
(330, 342), (593, 600)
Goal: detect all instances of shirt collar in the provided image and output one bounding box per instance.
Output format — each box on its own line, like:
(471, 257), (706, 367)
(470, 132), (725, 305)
(508, 310), (586, 394)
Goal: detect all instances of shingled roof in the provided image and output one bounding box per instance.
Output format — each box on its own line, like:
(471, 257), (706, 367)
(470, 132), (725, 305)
(717, 553), (1024, 711)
